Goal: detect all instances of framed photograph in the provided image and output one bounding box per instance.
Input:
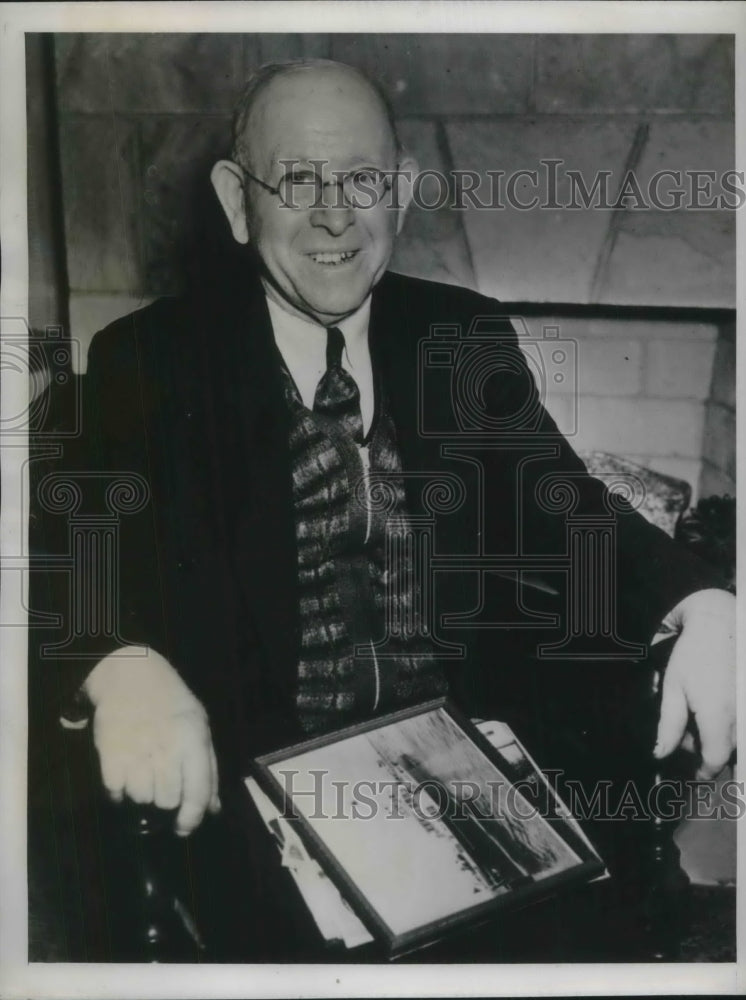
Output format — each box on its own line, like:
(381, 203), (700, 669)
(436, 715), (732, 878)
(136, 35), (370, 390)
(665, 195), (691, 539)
(253, 698), (604, 957)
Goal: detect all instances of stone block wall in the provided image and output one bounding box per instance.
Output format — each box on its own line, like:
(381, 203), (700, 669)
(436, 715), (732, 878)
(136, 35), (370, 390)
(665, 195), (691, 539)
(49, 34), (735, 325)
(518, 315), (728, 501)
(28, 32), (735, 501)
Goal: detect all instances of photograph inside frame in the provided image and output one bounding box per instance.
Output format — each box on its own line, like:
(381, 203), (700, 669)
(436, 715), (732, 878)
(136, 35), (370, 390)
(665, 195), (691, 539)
(21, 26), (737, 968)
(251, 700), (605, 958)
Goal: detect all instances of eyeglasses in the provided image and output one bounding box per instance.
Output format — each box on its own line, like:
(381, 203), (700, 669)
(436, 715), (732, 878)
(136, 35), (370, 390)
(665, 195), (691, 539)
(239, 164), (394, 210)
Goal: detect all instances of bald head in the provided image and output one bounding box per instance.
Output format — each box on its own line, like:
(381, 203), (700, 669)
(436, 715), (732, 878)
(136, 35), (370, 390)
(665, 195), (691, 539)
(231, 59), (401, 172)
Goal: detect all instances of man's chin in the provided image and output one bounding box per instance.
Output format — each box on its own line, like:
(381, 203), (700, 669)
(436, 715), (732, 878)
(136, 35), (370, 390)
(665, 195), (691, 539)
(296, 286), (373, 325)
(307, 300), (365, 324)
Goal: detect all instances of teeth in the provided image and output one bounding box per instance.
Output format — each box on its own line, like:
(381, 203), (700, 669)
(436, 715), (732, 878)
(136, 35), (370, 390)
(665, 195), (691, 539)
(310, 251), (356, 264)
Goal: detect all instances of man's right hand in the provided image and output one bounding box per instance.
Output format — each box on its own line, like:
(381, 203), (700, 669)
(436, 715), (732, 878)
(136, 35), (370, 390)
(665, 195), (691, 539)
(83, 646), (221, 836)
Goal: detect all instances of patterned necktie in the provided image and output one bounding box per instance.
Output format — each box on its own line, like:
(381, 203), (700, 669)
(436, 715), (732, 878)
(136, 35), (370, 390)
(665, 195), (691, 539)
(313, 326), (364, 444)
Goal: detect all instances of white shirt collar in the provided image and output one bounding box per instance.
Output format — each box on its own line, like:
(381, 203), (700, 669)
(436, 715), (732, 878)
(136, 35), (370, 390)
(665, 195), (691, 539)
(265, 292), (375, 434)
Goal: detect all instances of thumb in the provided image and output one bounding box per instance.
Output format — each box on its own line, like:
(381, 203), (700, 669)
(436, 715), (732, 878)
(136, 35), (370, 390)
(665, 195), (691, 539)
(654, 670), (688, 760)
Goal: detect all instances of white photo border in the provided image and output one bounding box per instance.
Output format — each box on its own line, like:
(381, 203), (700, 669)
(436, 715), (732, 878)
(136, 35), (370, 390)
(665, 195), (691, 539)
(1, 2), (743, 997)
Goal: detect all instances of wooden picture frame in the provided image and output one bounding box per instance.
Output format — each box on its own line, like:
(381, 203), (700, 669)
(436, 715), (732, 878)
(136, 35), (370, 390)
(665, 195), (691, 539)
(253, 698), (604, 957)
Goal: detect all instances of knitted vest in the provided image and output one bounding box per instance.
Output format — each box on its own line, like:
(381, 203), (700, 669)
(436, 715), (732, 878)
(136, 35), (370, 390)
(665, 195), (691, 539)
(279, 366), (447, 735)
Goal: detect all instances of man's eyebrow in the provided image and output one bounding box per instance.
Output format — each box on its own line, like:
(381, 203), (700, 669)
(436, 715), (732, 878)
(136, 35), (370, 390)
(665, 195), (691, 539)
(280, 166), (319, 179)
(276, 158), (391, 175)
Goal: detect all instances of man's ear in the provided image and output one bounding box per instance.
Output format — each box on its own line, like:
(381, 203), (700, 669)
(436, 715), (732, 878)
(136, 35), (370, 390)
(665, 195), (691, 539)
(394, 155), (419, 236)
(210, 160), (249, 245)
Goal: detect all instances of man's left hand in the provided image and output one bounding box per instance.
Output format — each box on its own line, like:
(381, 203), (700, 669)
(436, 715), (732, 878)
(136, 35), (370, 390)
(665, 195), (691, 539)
(654, 588), (736, 779)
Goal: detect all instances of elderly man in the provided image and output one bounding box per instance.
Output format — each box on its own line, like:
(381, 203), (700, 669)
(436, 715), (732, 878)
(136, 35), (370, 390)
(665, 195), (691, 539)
(46, 59), (734, 959)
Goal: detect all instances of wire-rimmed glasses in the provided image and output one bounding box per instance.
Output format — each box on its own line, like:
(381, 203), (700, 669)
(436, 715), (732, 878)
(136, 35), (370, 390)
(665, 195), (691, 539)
(240, 164), (394, 210)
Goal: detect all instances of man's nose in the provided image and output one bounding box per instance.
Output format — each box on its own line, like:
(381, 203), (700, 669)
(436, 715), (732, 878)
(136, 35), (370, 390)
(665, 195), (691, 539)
(309, 200), (355, 236)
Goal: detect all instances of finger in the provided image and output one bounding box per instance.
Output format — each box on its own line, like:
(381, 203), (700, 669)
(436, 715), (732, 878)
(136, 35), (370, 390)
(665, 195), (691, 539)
(208, 743), (221, 814)
(125, 755), (155, 805)
(175, 738), (212, 836)
(99, 757), (126, 802)
(695, 711), (734, 780)
(654, 672), (688, 759)
(153, 752), (183, 811)
(95, 730), (127, 802)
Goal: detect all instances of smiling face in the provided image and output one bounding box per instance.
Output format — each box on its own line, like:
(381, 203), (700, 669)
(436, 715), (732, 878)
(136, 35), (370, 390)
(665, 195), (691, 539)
(236, 66), (408, 325)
